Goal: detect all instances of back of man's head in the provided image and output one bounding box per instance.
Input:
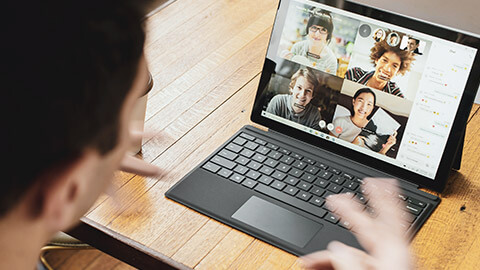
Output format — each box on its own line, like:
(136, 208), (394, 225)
(4, 0), (150, 217)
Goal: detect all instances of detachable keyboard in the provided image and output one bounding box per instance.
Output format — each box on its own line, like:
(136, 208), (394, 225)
(202, 132), (429, 233)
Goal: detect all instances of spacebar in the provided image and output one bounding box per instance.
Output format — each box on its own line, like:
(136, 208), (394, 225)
(254, 184), (327, 219)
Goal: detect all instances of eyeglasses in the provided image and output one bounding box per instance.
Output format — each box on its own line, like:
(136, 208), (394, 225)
(309, 26), (328, 34)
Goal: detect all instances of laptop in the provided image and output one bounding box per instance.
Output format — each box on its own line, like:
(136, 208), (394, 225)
(166, 0), (480, 255)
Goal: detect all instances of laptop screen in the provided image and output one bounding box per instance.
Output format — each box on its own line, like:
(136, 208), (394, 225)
(253, 0), (479, 183)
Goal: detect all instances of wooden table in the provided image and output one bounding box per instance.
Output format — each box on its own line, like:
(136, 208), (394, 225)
(69, 0), (480, 269)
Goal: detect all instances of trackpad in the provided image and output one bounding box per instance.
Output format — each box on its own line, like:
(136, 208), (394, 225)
(232, 196), (322, 248)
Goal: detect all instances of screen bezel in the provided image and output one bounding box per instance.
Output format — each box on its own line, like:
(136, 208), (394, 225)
(251, 0), (480, 192)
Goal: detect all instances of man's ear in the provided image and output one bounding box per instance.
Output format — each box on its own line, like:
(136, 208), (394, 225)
(34, 151), (97, 232)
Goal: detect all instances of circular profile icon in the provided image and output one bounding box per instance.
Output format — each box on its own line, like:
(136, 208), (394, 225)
(327, 123), (334, 131)
(386, 32), (400, 47)
(319, 120), (326, 129)
(358, 24), (372, 38)
(372, 28), (385, 42)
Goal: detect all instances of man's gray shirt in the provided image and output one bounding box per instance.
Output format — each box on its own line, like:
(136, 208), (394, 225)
(266, 94), (322, 130)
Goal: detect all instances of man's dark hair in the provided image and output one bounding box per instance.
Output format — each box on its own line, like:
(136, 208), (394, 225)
(408, 37), (420, 45)
(306, 8), (334, 43)
(4, 0), (150, 217)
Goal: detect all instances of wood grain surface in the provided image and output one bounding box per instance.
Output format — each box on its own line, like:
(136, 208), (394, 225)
(72, 0), (480, 269)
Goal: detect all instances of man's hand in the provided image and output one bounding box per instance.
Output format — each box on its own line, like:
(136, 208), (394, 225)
(119, 129), (161, 177)
(301, 178), (412, 270)
(119, 155), (160, 176)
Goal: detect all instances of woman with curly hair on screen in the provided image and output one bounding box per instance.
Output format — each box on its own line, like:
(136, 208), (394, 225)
(345, 32), (415, 98)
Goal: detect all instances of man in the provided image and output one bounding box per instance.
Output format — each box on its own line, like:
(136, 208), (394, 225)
(4, 1), (410, 269)
(266, 67), (323, 130)
(405, 37), (423, 55)
(345, 36), (415, 98)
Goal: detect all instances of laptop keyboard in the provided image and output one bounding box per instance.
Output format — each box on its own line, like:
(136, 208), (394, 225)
(202, 132), (428, 231)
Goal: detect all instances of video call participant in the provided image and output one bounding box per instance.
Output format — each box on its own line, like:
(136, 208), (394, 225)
(266, 67), (323, 130)
(282, 8), (338, 75)
(373, 28), (385, 42)
(345, 38), (415, 98)
(331, 88), (396, 155)
(404, 37), (423, 55)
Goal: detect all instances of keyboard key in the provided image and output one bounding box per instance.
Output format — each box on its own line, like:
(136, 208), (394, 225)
(218, 149), (238, 160)
(217, 168), (233, 178)
(280, 155), (294, 165)
(202, 162), (220, 173)
(398, 194), (408, 201)
(339, 219), (352, 229)
(301, 173), (316, 183)
(327, 183), (342, 194)
(405, 203), (422, 216)
(226, 143), (242, 153)
(284, 186), (299, 196)
(309, 196), (325, 207)
(325, 212), (339, 224)
(244, 141), (259, 151)
(328, 167), (342, 175)
(296, 191), (312, 201)
(331, 176), (345, 185)
(276, 163), (291, 173)
(297, 181), (312, 191)
(240, 148), (255, 158)
(233, 165), (249, 175)
(318, 170), (333, 180)
(246, 170), (261, 180)
(314, 178), (328, 188)
(252, 153), (267, 163)
(234, 156), (249, 166)
(342, 172), (354, 180)
(344, 181), (359, 191)
(264, 158), (279, 168)
(266, 143), (279, 150)
(239, 133), (255, 141)
(284, 177), (300, 186)
(407, 197), (427, 208)
(365, 206), (378, 217)
(271, 180), (286, 190)
(342, 191), (355, 198)
(254, 184), (327, 218)
(247, 160), (262, 170)
(271, 171), (287, 181)
(292, 160), (307, 170)
(256, 146), (270, 155)
(290, 153), (303, 160)
(254, 138), (267, 145)
(288, 168), (303, 177)
(229, 173), (245, 183)
(317, 163), (328, 170)
(305, 165), (320, 175)
(258, 175), (273, 186)
(304, 157), (316, 165)
(279, 148), (291, 155)
(310, 186), (325, 197)
(211, 156), (236, 170)
(322, 191), (336, 199)
(259, 166), (274, 175)
(267, 151), (282, 160)
(357, 194), (368, 204)
(233, 137), (247, 146)
(242, 179), (257, 189)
